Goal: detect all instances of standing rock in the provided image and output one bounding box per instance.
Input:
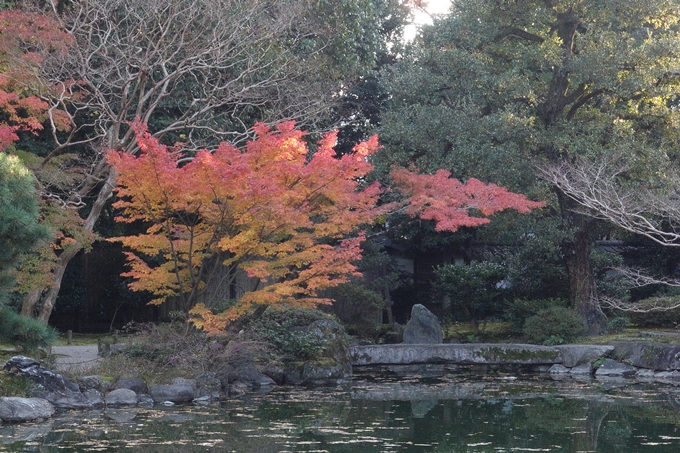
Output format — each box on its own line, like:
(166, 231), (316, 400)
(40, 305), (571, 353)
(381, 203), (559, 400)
(403, 304), (443, 344)
(0, 397), (54, 422)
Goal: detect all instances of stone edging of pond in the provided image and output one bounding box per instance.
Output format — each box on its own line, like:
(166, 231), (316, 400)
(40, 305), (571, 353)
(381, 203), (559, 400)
(352, 341), (680, 381)
(3, 340), (680, 424)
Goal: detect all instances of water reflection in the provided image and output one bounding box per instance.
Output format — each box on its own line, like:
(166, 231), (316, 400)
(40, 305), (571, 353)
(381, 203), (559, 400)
(2, 374), (680, 452)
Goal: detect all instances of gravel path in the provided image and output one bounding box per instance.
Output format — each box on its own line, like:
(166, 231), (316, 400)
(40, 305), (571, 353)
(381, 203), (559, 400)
(51, 345), (101, 373)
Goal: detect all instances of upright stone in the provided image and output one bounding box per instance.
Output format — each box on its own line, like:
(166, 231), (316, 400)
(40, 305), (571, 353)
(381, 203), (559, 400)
(403, 304), (443, 344)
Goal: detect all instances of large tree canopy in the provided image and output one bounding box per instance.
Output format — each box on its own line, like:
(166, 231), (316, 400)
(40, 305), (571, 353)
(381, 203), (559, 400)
(1, 0), (412, 322)
(376, 0), (680, 334)
(108, 121), (543, 332)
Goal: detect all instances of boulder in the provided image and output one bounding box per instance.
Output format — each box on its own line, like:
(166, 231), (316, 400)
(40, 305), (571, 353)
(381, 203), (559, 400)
(4, 356), (80, 394)
(223, 363), (276, 388)
(105, 388), (138, 408)
(149, 384), (195, 404)
(308, 319), (352, 363)
(41, 391), (95, 410)
(595, 358), (637, 377)
(137, 394), (154, 408)
(569, 363), (593, 375)
(172, 377), (197, 391)
(114, 377), (148, 395)
(554, 345), (614, 368)
(82, 389), (104, 409)
(403, 304), (443, 344)
(194, 373), (222, 400)
(612, 342), (680, 371)
(78, 375), (112, 393)
(0, 397), (54, 422)
(283, 363), (304, 385)
(302, 361), (350, 384)
(260, 363), (285, 385)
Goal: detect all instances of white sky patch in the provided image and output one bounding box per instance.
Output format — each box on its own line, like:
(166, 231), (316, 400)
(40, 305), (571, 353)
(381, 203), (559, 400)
(404, 0), (453, 41)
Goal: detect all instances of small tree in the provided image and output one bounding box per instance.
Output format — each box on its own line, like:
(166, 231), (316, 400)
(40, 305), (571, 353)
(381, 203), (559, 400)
(108, 121), (544, 332)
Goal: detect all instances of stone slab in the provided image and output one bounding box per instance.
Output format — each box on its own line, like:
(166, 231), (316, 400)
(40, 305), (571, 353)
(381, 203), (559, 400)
(554, 345), (614, 368)
(612, 342), (680, 371)
(352, 343), (562, 366)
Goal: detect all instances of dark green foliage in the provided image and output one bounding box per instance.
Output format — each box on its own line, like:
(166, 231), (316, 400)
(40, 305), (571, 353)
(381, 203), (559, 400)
(248, 307), (336, 361)
(620, 298), (680, 328)
(0, 371), (34, 397)
(505, 298), (568, 333)
(324, 283), (383, 325)
(523, 307), (586, 345)
(607, 317), (630, 334)
(0, 307), (58, 351)
(0, 153), (51, 297)
(435, 262), (509, 326)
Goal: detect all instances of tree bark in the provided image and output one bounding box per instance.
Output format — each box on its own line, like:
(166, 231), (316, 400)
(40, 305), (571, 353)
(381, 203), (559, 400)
(25, 167), (118, 323)
(20, 289), (42, 317)
(558, 190), (607, 335)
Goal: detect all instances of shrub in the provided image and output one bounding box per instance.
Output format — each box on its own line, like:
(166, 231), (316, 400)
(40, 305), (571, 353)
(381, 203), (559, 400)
(0, 307), (58, 352)
(109, 321), (266, 384)
(247, 307), (337, 361)
(607, 316), (630, 334)
(523, 306), (586, 345)
(505, 298), (568, 333)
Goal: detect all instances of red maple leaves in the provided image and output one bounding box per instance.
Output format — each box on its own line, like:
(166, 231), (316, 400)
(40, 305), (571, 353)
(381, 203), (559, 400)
(108, 121), (544, 332)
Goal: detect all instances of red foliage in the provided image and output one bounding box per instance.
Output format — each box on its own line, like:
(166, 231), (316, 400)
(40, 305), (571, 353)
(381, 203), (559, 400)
(108, 121), (544, 332)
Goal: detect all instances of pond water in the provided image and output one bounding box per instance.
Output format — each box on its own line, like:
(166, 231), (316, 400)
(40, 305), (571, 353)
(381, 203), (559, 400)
(2, 371), (680, 452)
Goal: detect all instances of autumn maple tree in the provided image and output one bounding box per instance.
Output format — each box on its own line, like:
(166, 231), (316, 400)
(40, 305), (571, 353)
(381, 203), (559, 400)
(108, 122), (544, 332)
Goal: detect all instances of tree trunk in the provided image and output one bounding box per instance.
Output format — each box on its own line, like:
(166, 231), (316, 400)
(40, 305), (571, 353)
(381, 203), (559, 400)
(558, 191), (607, 336)
(20, 289), (42, 317)
(24, 166), (118, 324)
(36, 247), (79, 323)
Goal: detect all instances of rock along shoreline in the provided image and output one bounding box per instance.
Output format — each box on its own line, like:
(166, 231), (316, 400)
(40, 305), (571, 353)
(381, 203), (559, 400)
(3, 341), (680, 423)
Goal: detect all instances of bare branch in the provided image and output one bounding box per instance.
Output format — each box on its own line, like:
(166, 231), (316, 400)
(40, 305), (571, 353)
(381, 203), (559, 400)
(540, 155), (680, 246)
(611, 267), (680, 288)
(599, 295), (680, 312)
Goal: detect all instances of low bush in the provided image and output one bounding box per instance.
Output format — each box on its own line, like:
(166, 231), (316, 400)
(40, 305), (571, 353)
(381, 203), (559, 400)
(247, 307), (336, 361)
(106, 321), (266, 384)
(606, 316), (630, 334)
(505, 298), (568, 333)
(0, 307), (58, 352)
(523, 306), (586, 345)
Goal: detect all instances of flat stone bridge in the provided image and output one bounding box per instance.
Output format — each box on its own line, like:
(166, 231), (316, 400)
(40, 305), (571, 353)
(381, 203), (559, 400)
(352, 343), (613, 368)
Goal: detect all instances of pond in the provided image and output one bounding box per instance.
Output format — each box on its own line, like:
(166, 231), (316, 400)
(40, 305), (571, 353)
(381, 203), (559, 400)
(2, 371), (680, 452)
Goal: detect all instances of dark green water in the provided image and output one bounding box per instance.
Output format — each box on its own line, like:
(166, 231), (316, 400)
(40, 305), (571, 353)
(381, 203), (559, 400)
(2, 373), (680, 452)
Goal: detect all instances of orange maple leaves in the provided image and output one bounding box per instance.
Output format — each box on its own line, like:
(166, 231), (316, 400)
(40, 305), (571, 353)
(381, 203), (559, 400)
(108, 121), (544, 332)
(0, 9), (73, 151)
